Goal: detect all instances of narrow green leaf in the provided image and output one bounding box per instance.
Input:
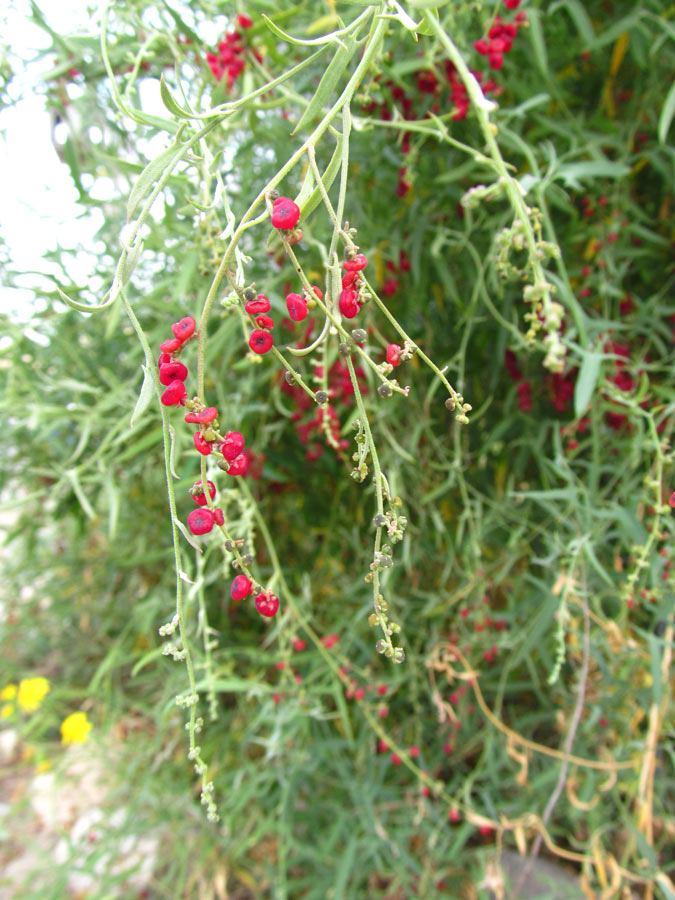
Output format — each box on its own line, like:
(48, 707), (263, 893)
(526, 8), (549, 78)
(174, 517), (204, 553)
(300, 134), (343, 219)
(262, 13), (346, 47)
(574, 350), (602, 418)
(292, 35), (357, 134)
(549, 0), (595, 45)
(555, 159), (631, 190)
(130, 365), (155, 428)
(127, 142), (182, 222)
(658, 79), (675, 144)
(160, 72), (191, 118)
(66, 469), (96, 520)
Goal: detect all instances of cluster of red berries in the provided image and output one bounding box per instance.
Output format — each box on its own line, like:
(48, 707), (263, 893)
(205, 14), (254, 88)
(230, 574), (279, 618)
(380, 248), (410, 298)
(245, 196), (303, 356)
(158, 316), (197, 406)
(339, 253), (369, 319)
(474, 7), (527, 72)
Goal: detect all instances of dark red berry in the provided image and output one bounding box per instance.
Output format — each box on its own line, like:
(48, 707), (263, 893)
(160, 337), (183, 353)
(213, 507), (224, 526)
(226, 453), (248, 476)
(270, 197), (300, 230)
(187, 508), (215, 535)
(231, 575), (252, 601)
(171, 316), (196, 342)
(161, 380), (187, 406)
(220, 431), (245, 461)
(286, 293), (308, 322)
(256, 314), (274, 329)
(194, 432), (213, 455)
(249, 329), (274, 354)
(339, 288), (360, 319)
(343, 254), (368, 272)
(159, 361), (188, 385)
(255, 591), (279, 617)
(191, 480), (216, 506)
(244, 294), (271, 315)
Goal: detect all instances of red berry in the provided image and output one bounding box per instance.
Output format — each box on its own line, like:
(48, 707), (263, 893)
(158, 352), (172, 367)
(249, 329), (274, 354)
(245, 294), (271, 315)
(270, 197), (300, 230)
(256, 314), (275, 329)
(449, 809), (461, 824)
(159, 361), (188, 385)
(504, 0), (521, 8)
(377, 739), (388, 753)
(213, 507), (224, 526)
(339, 288), (360, 319)
(187, 508), (215, 535)
(191, 480), (216, 506)
(354, 687), (365, 701)
(377, 685), (387, 696)
(161, 380), (187, 406)
(474, 38), (490, 55)
(343, 253), (368, 273)
(342, 271), (358, 289)
(488, 52), (503, 70)
(409, 745), (420, 758)
(286, 293), (308, 322)
(292, 638), (306, 652)
(390, 752), (402, 766)
(669, 492), (675, 508)
(160, 337), (183, 353)
(184, 406), (218, 425)
(194, 432), (213, 455)
(171, 316), (196, 342)
(255, 591), (280, 617)
(310, 285), (323, 301)
(226, 453), (248, 476)
(220, 431), (245, 461)
(386, 344), (402, 366)
(231, 575), (252, 601)
(235, 13), (253, 28)
(479, 824), (492, 836)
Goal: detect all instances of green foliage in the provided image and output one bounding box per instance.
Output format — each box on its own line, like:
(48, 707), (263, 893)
(1, 1), (674, 898)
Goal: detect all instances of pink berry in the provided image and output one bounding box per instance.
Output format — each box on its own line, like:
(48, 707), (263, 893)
(270, 197), (300, 230)
(220, 431), (245, 461)
(669, 492), (675, 508)
(339, 288), (360, 319)
(449, 809), (461, 824)
(390, 752), (402, 766)
(226, 453), (248, 476)
(409, 745), (420, 758)
(245, 294), (271, 315)
(286, 293), (308, 322)
(187, 508), (215, 535)
(194, 432), (213, 455)
(171, 316), (196, 342)
(231, 575), (252, 601)
(343, 253), (368, 272)
(161, 380), (187, 406)
(377, 685), (387, 696)
(249, 329), (274, 354)
(255, 591), (280, 617)
(159, 361), (188, 385)
(386, 344), (402, 366)
(191, 480), (216, 506)
(293, 638), (306, 651)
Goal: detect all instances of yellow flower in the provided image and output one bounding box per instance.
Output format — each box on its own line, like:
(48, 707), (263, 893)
(17, 677), (50, 713)
(1, 704), (14, 719)
(60, 711), (92, 745)
(1, 684), (17, 700)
